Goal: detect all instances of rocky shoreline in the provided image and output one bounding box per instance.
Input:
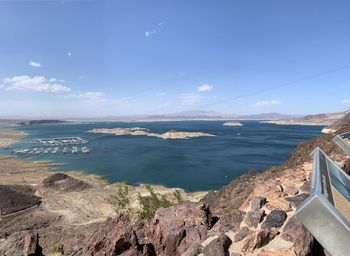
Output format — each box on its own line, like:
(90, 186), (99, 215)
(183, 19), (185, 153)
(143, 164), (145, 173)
(0, 129), (26, 148)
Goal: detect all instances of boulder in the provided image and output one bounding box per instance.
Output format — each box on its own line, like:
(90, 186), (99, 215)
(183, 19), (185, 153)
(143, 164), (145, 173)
(203, 234), (232, 256)
(281, 216), (313, 256)
(244, 210), (265, 228)
(261, 210), (287, 229)
(242, 228), (279, 252)
(285, 194), (309, 208)
(209, 209), (244, 235)
(234, 227), (253, 242)
(251, 196), (267, 211)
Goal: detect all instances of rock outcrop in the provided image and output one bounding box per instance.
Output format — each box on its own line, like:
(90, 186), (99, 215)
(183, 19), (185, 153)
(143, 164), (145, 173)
(0, 230), (42, 256)
(42, 173), (92, 192)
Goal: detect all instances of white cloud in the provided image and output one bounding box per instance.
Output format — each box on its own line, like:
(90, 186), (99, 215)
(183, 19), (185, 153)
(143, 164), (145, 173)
(145, 30), (157, 37)
(255, 100), (281, 107)
(341, 99), (350, 104)
(155, 92), (166, 96)
(197, 84), (214, 92)
(67, 52), (72, 58)
(180, 93), (202, 105)
(29, 61), (42, 68)
(1, 76), (71, 93)
(158, 22), (163, 26)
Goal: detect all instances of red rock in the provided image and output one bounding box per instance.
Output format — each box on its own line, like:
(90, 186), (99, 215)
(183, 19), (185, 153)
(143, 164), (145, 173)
(203, 234), (232, 256)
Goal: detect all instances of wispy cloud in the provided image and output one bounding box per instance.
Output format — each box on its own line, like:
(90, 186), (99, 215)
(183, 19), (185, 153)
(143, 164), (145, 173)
(341, 99), (350, 104)
(145, 22), (163, 38)
(145, 30), (157, 37)
(29, 61), (42, 68)
(197, 84), (214, 92)
(255, 100), (281, 107)
(180, 93), (202, 105)
(1, 76), (71, 93)
(64, 91), (105, 102)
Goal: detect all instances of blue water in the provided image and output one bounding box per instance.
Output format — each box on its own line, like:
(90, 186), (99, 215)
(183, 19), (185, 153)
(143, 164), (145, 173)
(1, 121), (323, 191)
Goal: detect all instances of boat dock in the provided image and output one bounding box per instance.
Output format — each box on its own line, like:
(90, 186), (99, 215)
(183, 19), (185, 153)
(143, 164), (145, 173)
(38, 137), (88, 146)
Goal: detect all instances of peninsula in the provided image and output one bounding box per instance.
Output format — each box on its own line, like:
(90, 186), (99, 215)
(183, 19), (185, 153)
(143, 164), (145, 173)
(0, 129), (26, 148)
(88, 127), (215, 139)
(261, 111), (347, 127)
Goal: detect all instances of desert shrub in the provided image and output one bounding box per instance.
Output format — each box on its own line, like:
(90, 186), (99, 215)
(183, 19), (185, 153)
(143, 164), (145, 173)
(173, 189), (182, 203)
(109, 184), (130, 211)
(138, 185), (172, 219)
(53, 244), (64, 255)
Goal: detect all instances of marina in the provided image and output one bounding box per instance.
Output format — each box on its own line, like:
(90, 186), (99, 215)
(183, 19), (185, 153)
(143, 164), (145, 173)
(11, 136), (91, 155)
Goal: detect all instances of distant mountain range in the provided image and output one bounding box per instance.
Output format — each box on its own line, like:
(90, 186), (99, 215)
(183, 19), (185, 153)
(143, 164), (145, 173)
(1, 110), (349, 124)
(263, 110), (349, 128)
(69, 111), (302, 122)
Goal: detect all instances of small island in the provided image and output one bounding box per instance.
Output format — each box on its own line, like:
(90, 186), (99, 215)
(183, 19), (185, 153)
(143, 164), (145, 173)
(223, 121), (243, 127)
(89, 127), (215, 139)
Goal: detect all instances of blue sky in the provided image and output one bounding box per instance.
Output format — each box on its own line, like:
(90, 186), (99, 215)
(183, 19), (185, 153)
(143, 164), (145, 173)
(0, 0), (350, 118)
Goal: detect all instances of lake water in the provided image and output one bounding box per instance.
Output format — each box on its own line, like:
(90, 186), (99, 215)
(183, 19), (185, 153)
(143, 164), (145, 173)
(1, 121), (323, 191)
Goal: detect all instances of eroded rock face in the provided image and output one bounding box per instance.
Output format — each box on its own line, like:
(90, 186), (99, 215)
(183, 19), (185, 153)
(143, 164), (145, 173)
(281, 216), (313, 256)
(203, 234), (232, 256)
(71, 203), (212, 256)
(261, 210), (287, 229)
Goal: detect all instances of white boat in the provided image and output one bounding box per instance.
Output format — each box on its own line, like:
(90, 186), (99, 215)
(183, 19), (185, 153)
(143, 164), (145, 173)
(72, 146), (78, 154)
(81, 147), (91, 153)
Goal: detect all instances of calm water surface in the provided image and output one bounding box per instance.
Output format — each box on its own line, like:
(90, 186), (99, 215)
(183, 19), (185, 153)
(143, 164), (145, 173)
(1, 121), (323, 191)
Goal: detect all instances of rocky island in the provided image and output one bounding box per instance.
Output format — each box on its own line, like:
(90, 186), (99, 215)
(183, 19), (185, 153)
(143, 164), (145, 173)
(89, 127), (215, 139)
(223, 121), (243, 127)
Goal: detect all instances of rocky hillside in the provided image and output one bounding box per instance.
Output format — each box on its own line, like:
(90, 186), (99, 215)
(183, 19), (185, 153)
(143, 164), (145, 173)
(264, 110), (347, 127)
(65, 121), (350, 255)
(323, 110), (350, 133)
